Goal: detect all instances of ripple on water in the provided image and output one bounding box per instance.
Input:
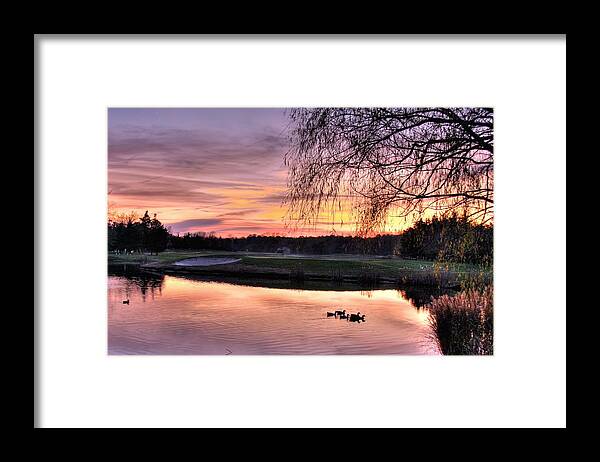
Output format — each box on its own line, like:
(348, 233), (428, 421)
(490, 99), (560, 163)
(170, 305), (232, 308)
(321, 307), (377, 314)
(108, 273), (438, 355)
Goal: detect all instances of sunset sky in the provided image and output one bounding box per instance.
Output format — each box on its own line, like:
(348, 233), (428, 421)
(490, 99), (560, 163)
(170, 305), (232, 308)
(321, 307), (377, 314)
(108, 108), (413, 237)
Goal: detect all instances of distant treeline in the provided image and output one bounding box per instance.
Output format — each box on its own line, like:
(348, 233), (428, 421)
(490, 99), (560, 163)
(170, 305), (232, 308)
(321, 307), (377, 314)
(109, 212), (492, 264)
(172, 215), (492, 264)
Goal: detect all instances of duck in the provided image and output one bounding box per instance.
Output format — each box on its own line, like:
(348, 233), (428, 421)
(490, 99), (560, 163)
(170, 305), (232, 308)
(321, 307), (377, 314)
(326, 311), (336, 317)
(349, 312), (366, 322)
(335, 309), (346, 317)
(339, 312), (348, 319)
(122, 299), (130, 304)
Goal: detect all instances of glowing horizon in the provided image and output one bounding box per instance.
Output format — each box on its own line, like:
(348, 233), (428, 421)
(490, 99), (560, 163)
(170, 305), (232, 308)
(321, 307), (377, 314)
(108, 108), (427, 237)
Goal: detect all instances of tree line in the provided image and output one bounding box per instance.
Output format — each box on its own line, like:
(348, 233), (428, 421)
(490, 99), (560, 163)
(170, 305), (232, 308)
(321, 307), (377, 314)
(109, 211), (492, 264)
(170, 215), (492, 264)
(108, 211), (169, 255)
(401, 215), (493, 264)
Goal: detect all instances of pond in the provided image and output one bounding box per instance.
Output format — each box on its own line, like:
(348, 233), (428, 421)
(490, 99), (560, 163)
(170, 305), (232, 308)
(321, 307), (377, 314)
(108, 265), (447, 355)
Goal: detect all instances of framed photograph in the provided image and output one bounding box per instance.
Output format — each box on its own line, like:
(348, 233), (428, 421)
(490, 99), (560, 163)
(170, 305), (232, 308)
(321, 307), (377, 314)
(35, 34), (566, 428)
(107, 106), (493, 356)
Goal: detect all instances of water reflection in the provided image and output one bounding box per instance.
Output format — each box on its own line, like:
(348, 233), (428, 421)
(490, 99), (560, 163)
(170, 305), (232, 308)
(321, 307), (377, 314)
(398, 287), (456, 308)
(108, 266), (439, 355)
(109, 265), (165, 302)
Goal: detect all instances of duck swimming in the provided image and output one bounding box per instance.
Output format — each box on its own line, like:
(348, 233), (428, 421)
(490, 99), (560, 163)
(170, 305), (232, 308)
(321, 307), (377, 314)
(349, 312), (366, 322)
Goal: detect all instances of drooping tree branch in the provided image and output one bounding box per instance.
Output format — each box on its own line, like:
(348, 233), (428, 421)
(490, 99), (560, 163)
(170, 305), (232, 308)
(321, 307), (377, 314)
(283, 107), (493, 235)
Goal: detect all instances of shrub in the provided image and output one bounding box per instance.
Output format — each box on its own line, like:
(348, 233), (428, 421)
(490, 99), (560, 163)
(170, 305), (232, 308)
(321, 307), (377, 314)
(427, 287), (493, 355)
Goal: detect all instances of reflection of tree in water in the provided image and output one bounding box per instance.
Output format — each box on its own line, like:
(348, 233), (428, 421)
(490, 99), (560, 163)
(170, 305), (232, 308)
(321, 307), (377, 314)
(398, 287), (457, 309)
(109, 265), (165, 302)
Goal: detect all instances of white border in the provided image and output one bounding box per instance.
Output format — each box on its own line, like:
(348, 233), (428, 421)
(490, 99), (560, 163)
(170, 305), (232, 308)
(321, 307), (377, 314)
(36, 36), (566, 428)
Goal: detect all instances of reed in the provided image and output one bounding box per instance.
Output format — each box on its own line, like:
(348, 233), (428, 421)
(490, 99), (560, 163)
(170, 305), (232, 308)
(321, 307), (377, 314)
(396, 269), (459, 289)
(357, 265), (381, 285)
(427, 287), (493, 355)
(289, 266), (305, 281)
(330, 267), (344, 282)
(459, 267), (493, 292)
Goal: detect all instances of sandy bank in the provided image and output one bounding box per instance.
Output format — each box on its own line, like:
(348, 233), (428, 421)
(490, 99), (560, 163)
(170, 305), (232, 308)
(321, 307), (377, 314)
(173, 257), (242, 267)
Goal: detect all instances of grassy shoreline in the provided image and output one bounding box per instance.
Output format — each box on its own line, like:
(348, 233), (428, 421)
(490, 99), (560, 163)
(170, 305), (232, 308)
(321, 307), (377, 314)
(427, 287), (494, 355)
(108, 251), (490, 289)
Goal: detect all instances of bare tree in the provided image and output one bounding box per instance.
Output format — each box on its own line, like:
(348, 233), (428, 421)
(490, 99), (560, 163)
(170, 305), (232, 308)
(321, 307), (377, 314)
(284, 107), (493, 235)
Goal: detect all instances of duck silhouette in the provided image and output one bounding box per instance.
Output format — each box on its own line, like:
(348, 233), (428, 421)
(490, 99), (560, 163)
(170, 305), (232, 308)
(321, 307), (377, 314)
(122, 299), (130, 305)
(349, 312), (366, 322)
(326, 311), (336, 317)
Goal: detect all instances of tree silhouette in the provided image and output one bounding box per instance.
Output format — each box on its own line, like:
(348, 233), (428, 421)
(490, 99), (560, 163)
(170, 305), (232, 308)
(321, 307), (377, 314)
(140, 210), (152, 251)
(284, 108), (493, 235)
(147, 213), (169, 254)
(108, 211), (169, 254)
